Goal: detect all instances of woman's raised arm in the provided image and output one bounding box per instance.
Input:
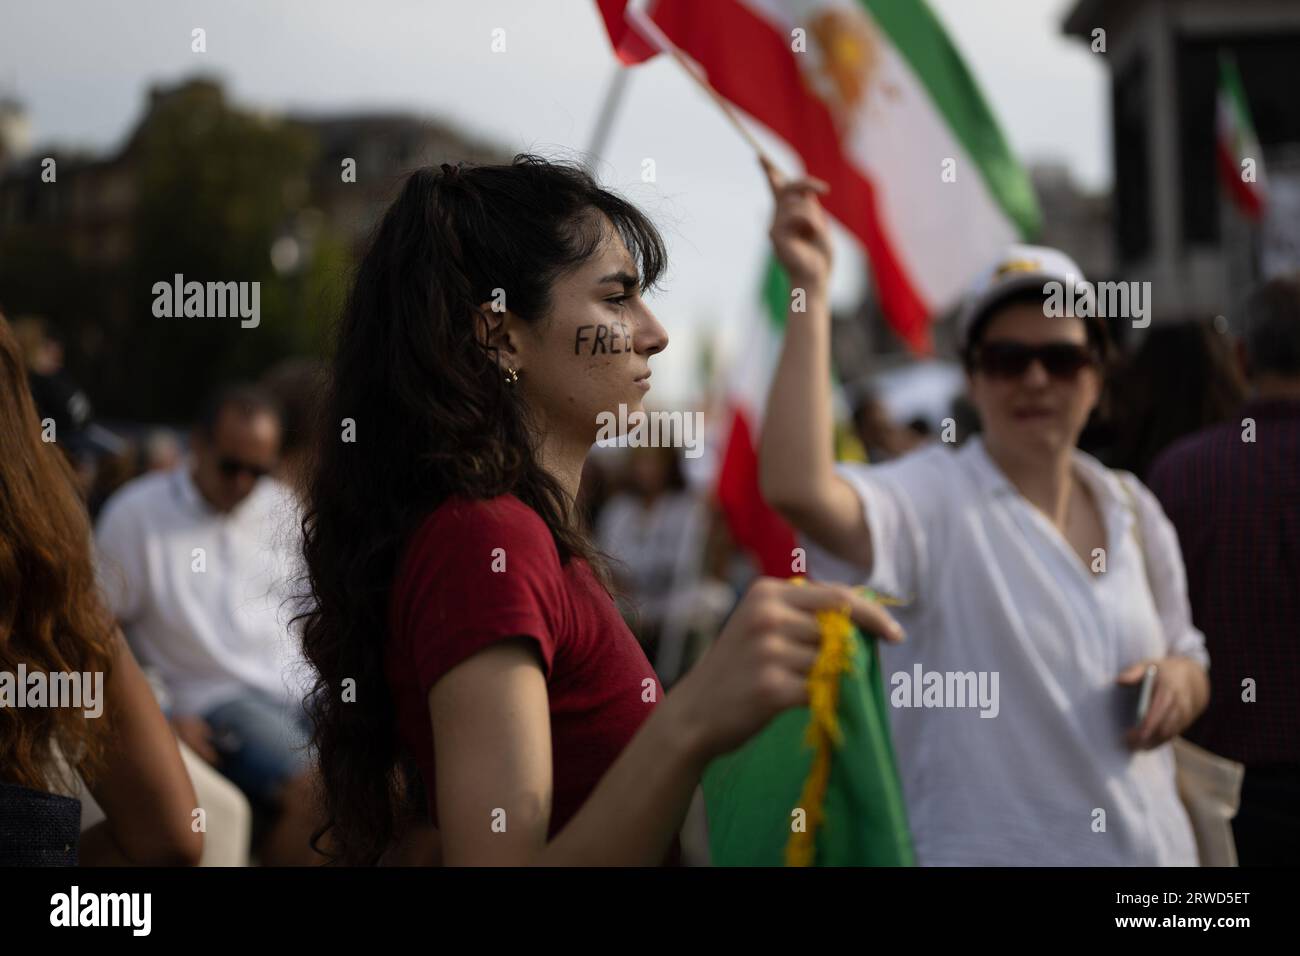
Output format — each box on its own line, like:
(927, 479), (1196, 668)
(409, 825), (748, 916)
(755, 157), (875, 573)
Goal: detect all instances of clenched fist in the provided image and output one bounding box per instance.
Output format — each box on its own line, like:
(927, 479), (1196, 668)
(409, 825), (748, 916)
(761, 155), (834, 293)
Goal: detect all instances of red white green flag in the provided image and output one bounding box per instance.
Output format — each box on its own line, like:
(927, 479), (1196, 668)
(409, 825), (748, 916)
(598, 0), (1039, 351)
(596, 0), (1038, 576)
(1216, 52), (1267, 220)
(714, 257), (799, 577)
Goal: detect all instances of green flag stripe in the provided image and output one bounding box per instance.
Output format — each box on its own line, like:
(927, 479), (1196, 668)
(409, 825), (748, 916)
(1218, 52), (1257, 148)
(861, 0), (1040, 240)
(701, 627), (915, 866)
(762, 255), (790, 332)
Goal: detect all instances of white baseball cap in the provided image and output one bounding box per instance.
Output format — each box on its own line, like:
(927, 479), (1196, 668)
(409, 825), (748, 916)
(957, 244), (1090, 349)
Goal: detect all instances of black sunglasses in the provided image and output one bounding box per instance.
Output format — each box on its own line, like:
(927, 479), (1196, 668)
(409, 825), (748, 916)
(217, 456), (271, 480)
(971, 341), (1097, 380)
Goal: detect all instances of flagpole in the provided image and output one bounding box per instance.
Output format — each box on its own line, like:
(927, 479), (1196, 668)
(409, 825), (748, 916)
(586, 66), (631, 168)
(624, 4), (781, 171)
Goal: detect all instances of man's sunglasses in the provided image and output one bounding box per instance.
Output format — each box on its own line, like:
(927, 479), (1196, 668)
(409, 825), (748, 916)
(970, 341), (1098, 380)
(217, 456), (271, 480)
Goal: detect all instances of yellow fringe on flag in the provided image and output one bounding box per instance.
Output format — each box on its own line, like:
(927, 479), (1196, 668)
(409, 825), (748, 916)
(784, 586), (855, 867)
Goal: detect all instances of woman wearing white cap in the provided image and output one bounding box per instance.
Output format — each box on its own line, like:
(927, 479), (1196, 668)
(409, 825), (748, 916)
(758, 159), (1209, 865)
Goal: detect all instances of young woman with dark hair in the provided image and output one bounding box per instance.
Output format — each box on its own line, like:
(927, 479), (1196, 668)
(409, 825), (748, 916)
(0, 313), (202, 866)
(298, 155), (901, 865)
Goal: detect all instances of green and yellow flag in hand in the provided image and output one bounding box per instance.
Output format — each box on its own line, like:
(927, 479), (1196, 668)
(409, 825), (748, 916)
(702, 587), (914, 866)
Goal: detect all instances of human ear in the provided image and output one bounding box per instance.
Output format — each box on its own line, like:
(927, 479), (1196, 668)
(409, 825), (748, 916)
(474, 301), (523, 372)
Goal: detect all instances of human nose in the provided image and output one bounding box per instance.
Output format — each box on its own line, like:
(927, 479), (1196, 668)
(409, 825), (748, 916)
(634, 305), (669, 357)
(1021, 358), (1051, 387)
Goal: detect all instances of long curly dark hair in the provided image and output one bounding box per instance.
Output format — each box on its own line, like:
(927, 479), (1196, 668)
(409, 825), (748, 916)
(297, 155), (666, 864)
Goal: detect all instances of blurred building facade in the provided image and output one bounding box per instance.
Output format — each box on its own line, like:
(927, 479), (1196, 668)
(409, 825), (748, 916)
(0, 76), (504, 266)
(0, 97), (33, 169)
(0, 76), (507, 420)
(1030, 160), (1113, 283)
(1065, 0), (1300, 322)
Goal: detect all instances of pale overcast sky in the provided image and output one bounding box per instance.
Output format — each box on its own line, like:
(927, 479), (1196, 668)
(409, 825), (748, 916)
(1, 0), (1108, 403)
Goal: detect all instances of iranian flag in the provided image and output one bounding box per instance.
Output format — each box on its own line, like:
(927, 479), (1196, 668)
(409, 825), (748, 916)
(1216, 52), (1267, 220)
(598, 0), (1039, 349)
(716, 257), (800, 577)
(703, 611), (913, 865)
(596, 0), (1037, 575)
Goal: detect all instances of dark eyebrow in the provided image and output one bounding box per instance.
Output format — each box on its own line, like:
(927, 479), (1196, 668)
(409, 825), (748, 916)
(596, 270), (640, 291)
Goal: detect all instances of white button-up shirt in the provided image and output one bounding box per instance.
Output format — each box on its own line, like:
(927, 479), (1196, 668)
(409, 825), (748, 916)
(95, 467), (308, 717)
(806, 436), (1208, 866)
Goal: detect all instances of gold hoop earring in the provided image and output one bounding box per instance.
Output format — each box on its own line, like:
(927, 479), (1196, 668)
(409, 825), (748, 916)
(504, 366), (519, 385)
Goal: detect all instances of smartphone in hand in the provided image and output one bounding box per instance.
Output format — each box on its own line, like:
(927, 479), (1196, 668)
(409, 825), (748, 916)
(1116, 663), (1158, 732)
(1135, 664), (1157, 724)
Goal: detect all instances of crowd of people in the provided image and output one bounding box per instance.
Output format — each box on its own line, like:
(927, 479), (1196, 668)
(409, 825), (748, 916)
(1, 153), (1296, 866)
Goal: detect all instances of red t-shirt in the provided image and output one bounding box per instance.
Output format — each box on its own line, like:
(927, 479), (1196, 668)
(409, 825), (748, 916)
(386, 493), (670, 854)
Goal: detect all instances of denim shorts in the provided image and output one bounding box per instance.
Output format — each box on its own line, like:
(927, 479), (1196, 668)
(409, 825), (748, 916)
(203, 691), (312, 806)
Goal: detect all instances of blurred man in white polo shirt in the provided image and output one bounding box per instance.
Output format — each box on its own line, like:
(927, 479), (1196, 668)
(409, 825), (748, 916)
(95, 384), (321, 865)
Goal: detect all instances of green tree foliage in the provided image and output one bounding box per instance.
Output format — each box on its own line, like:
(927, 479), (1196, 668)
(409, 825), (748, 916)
(0, 83), (351, 423)
(118, 83), (335, 421)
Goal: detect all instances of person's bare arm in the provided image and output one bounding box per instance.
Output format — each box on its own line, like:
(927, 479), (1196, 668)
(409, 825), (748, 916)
(79, 632), (203, 866)
(430, 579), (904, 866)
(754, 157), (874, 573)
(431, 639), (701, 866)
